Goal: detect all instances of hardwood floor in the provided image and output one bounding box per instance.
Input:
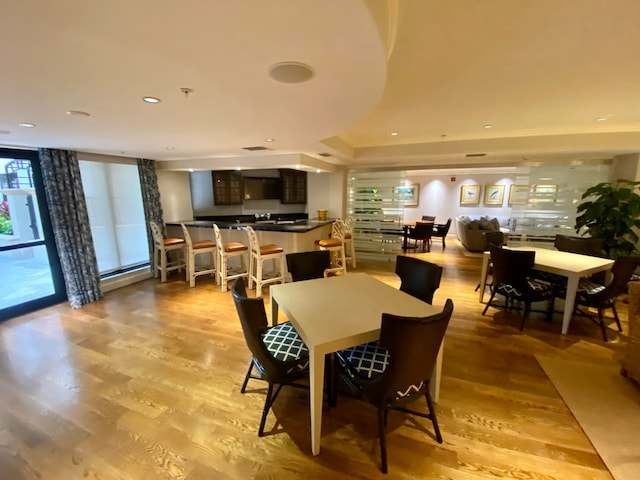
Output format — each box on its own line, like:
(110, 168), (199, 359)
(1, 241), (626, 479)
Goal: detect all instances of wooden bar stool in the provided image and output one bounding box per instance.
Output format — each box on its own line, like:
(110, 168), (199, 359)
(213, 223), (249, 292)
(245, 226), (285, 297)
(340, 217), (357, 268)
(180, 224), (217, 287)
(149, 221), (185, 282)
(314, 220), (347, 276)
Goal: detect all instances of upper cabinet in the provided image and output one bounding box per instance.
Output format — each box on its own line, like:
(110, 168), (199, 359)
(213, 171), (244, 205)
(280, 169), (307, 204)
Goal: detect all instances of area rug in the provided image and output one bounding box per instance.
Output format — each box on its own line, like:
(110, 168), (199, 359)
(537, 355), (640, 480)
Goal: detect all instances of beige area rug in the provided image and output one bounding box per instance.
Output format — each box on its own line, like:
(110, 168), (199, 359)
(537, 355), (640, 480)
(454, 239), (484, 257)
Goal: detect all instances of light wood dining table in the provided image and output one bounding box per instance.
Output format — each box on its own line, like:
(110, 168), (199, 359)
(479, 246), (614, 334)
(270, 273), (443, 455)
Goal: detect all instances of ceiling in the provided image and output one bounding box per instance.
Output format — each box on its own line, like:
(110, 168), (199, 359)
(3, 0), (640, 172)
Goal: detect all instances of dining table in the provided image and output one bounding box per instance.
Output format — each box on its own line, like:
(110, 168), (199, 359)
(270, 272), (443, 455)
(479, 246), (614, 334)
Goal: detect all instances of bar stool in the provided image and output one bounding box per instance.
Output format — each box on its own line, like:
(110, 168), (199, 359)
(180, 224), (217, 287)
(245, 226), (286, 297)
(340, 217), (356, 268)
(213, 223), (249, 292)
(149, 221), (185, 282)
(314, 220), (347, 276)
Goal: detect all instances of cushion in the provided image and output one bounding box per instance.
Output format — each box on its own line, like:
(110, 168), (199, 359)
(261, 321), (309, 363)
(337, 340), (389, 380)
(489, 218), (501, 231)
(459, 216), (471, 224)
(468, 220), (481, 230)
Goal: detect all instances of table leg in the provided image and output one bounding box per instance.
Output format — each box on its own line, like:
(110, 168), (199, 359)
(402, 226), (409, 250)
(561, 275), (579, 335)
(270, 297), (279, 327)
(309, 346), (324, 455)
(479, 252), (490, 303)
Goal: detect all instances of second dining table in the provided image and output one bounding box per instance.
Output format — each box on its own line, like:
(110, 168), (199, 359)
(270, 272), (443, 456)
(479, 246), (614, 334)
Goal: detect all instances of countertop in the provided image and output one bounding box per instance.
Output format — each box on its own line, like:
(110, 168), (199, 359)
(167, 218), (335, 233)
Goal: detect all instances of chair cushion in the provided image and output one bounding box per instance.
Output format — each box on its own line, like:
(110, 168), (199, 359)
(261, 322), (309, 365)
(496, 278), (554, 300)
(193, 240), (216, 250)
(337, 340), (389, 380)
(164, 237), (185, 246)
(259, 244), (284, 255)
(315, 238), (342, 248)
(225, 242), (248, 253)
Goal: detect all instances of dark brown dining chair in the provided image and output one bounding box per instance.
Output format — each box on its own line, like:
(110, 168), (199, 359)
(286, 250), (331, 281)
(395, 255), (442, 304)
(554, 234), (605, 257)
(406, 222), (433, 252)
(431, 218), (452, 249)
(231, 278), (309, 436)
(475, 231), (506, 292)
(334, 299), (454, 473)
(574, 256), (640, 341)
(482, 246), (555, 331)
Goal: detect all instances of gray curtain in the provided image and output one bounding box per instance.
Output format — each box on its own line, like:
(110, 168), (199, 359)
(38, 148), (102, 308)
(137, 158), (165, 264)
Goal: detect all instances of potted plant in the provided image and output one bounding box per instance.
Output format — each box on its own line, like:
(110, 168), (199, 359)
(575, 179), (640, 257)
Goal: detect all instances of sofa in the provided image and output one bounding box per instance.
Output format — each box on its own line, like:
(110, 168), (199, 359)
(454, 215), (509, 252)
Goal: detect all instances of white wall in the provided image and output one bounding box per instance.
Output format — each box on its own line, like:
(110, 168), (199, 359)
(307, 171), (345, 219)
(157, 170), (193, 222)
(405, 173), (515, 227)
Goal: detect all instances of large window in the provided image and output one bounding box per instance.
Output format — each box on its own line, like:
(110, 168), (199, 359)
(79, 160), (148, 275)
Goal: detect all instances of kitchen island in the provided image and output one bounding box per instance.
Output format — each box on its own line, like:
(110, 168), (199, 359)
(166, 218), (335, 255)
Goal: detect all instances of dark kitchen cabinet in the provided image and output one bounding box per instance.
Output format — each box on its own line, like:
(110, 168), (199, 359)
(279, 169), (307, 204)
(212, 171), (243, 205)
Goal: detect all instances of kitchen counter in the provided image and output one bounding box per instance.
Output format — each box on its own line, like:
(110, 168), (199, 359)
(167, 218), (335, 233)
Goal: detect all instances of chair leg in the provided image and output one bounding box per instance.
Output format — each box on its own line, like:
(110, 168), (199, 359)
(482, 291), (497, 315)
(377, 407), (388, 474)
(519, 302), (530, 331)
(258, 383), (284, 436)
(611, 303), (623, 332)
(424, 389), (443, 443)
(597, 308), (609, 342)
(241, 361), (254, 393)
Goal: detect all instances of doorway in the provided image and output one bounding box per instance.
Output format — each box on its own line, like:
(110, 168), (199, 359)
(0, 148), (66, 321)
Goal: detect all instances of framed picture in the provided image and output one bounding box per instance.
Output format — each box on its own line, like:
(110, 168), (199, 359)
(533, 184), (558, 202)
(395, 184), (419, 206)
(534, 184), (557, 194)
(460, 184), (480, 205)
(484, 184), (505, 205)
(508, 184), (530, 205)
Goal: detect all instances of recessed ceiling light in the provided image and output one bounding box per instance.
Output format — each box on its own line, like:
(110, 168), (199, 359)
(391, 132), (399, 136)
(19, 123), (35, 128)
(316, 169), (321, 173)
(166, 146), (175, 150)
(235, 167), (242, 171)
(265, 138), (275, 142)
(269, 62), (314, 84)
(142, 96), (161, 104)
(188, 168), (194, 172)
(66, 110), (90, 117)
(483, 124), (493, 129)
(596, 116), (607, 122)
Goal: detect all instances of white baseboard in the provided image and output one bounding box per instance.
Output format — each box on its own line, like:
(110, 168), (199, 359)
(101, 267), (153, 293)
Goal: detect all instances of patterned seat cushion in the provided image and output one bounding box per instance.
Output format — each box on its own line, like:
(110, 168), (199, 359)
(496, 278), (554, 300)
(261, 322), (309, 370)
(337, 340), (389, 380)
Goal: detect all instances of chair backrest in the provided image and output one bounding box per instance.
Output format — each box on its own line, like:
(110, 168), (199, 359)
(180, 223), (193, 248)
(231, 278), (286, 382)
(286, 251), (331, 281)
(331, 220), (344, 240)
(593, 256), (640, 302)
(409, 222), (433, 240)
(489, 245), (535, 289)
(149, 221), (163, 247)
(245, 225), (259, 253)
(421, 215), (436, 222)
(482, 231), (505, 250)
(395, 255), (442, 304)
(342, 217), (354, 234)
(554, 234), (605, 257)
(372, 299), (454, 406)
(213, 223), (224, 250)
(435, 218), (452, 235)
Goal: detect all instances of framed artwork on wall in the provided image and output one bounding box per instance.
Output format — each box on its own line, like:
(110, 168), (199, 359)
(508, 184), (529, 205)
(460, 184), (480, 205)
(484, 184), (505, 205)
(395, 184), (419, 206)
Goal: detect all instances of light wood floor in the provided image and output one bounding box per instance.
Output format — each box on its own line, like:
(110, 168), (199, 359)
(1, 240), (628, 479)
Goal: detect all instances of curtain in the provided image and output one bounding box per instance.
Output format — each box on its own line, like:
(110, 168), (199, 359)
(38, 148), (102, 308)
(137, 158), (165, 264)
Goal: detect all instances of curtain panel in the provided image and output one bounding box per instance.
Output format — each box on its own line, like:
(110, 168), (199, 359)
(38, 148), (102, 308)
(137, 158), (165, 264)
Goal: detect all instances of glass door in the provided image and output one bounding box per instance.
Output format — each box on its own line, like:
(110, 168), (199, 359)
(0, 148), (66, 321)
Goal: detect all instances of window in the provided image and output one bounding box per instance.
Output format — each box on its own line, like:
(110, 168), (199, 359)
(79, 160), (148, 275)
